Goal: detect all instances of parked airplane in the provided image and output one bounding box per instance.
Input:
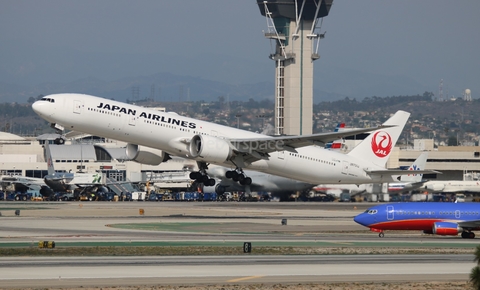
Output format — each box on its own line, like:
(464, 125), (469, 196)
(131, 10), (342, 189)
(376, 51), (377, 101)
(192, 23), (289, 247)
(0, 175), (47, 199)
(32, 94), (429, 187)
(354, 202), (480, 239)
(324, 123), (346, 150)
(0, 175), (45, 191)
(204, 166), (315, 196)
(312, 152), (430, 197)
(421, 180), (480, 194)
(43, 143), (105, 192)
(387, 152), (430, 192)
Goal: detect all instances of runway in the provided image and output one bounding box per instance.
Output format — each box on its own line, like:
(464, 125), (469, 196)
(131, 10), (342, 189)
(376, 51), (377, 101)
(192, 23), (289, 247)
(0, 255), (474, 288)
(0, 201), (477, 288)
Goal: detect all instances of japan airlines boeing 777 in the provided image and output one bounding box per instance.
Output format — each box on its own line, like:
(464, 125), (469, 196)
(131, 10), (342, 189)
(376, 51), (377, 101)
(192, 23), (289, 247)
(32, 93), (425, 186)
(354, 202), (480, 239)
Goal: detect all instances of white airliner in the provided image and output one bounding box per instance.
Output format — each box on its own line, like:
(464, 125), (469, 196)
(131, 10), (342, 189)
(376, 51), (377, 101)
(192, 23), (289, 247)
(421, 180), (480, 194)
(312, 152), (430, 197)
(32, 93), (429, 186)
(387, 152), (430, 192)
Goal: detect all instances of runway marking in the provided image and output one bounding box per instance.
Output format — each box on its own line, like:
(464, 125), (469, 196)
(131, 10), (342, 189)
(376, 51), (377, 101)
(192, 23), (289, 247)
(227, 275), (264, 282)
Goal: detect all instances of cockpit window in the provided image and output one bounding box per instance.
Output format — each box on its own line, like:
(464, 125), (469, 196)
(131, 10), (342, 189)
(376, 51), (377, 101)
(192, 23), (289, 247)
(40, 98), (55, 103)
(364, 209), (378, 214)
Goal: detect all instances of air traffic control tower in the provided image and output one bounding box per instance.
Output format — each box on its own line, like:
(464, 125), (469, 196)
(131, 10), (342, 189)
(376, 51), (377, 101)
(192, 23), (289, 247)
(256, 0), (333, 135)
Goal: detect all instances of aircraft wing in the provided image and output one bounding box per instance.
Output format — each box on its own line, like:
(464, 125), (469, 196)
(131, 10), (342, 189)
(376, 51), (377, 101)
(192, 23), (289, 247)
(458, 220), (480, 229)
(229, 125), (391, 156)
(1, 176), (45, 187)
(63, 130), (92, 139)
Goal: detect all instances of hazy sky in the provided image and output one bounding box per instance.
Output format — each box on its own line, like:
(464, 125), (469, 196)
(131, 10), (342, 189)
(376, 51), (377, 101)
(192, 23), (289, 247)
(1, 0), (479, 99)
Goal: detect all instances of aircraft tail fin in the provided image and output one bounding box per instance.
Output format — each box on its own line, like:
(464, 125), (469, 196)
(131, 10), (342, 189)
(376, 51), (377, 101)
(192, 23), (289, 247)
(325, 123), (346, 150)
(45, 143), (56, 175)
(399, 152), (428, 182)
(347, 111), (410, 168)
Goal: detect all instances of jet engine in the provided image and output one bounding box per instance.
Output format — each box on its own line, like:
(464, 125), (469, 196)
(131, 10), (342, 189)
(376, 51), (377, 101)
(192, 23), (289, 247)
(126, 144), (170, 165)
(215, 184), (227, 195)
(189, 135), (232, 163)
(432, 222), (462, 236)
(424, 183), (445, 192)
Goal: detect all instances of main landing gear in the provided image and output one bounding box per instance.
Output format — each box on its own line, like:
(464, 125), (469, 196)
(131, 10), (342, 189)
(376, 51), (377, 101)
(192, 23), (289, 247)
(225, 169), (252, 186)
(461, 231), (475, 239)
(190, 162), (216, 186)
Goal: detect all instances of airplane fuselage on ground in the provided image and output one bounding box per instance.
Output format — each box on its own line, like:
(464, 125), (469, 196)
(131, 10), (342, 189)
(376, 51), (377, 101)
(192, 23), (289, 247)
(422, 180), (480, 193)
(354, 202), (480, 239)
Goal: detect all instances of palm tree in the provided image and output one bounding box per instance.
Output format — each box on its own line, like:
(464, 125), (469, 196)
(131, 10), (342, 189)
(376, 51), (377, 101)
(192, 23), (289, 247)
(470, 245), (480, 289)
(470, 266), (480, 290)
(475, 246), (480, 264)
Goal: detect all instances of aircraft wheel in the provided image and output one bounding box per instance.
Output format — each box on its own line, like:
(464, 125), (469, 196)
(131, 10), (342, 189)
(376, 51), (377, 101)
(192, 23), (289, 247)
(470, 232), (476, 239)
(237, 174), (245, 182)
(225, 171), (234, 179)
(200, 175), (210, 183)
(244, 177), (252, 185)
(190, 172), (201, 180)
(22, 195), (27, 201)
(15, 195), (20, 201)
(232, 172), (240, 182)
(378, 232), (384, 238)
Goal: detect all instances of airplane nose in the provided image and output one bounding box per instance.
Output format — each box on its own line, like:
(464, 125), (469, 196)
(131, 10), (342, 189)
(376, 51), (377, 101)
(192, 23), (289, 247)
(32, 99), (52, 119)
(353, 214), (368, 226)
(32, 100), (44, 115)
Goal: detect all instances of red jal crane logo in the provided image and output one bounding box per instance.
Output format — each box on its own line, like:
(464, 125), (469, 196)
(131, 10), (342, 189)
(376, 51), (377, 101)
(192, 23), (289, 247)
(371, 131), (392, 158)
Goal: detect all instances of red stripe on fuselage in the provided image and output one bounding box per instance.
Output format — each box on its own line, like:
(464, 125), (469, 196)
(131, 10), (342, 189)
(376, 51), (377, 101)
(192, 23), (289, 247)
(368, 219), (443, 231)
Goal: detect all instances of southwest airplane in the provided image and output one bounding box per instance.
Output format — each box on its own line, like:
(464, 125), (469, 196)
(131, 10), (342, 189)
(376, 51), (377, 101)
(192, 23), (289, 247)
(354, 202), (480, 239)
(32, 93), (426, 186)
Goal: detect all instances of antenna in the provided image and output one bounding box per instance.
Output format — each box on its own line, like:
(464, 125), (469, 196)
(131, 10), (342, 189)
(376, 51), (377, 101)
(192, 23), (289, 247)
(150, 84), (155, 102)
(438, 79), (444, 102)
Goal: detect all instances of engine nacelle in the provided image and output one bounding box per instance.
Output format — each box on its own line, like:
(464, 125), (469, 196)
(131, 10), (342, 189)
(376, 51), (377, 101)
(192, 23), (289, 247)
(425, 183), (445, 192)
(189, 134), (232, 163)
(215, 184), (227, 195)
(126, 144), (170, 165)
(432, 222), (461, 236)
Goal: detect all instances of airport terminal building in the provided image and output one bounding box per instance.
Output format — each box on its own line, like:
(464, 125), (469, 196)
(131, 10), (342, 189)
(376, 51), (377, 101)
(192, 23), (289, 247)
(0, 132), (195, 183)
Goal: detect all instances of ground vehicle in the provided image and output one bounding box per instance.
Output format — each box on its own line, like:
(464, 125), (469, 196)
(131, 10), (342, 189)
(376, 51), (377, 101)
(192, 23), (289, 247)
(339, 192), (351, 202)
(96, 191), (115, 201)
(455, 193), (466, 202)
(14, 192), (30, 201)
(78, 192), (96, 201)
(147, 192), (163, 201)
(124, 192), (144, 201)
